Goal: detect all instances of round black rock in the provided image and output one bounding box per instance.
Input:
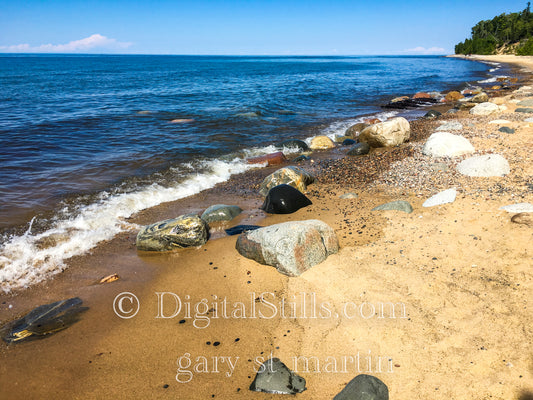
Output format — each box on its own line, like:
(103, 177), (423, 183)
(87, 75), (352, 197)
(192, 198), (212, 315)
(261, 184), (312, 214)
(347, 142), (370, 156)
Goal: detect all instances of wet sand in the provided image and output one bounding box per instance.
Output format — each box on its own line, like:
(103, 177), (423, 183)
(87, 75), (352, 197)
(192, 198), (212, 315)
(1, 56), (532, 399)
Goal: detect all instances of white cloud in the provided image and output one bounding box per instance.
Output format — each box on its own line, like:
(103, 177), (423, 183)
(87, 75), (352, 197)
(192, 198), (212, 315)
(0, 34), (133, 53)
(404, 46), (446, 54)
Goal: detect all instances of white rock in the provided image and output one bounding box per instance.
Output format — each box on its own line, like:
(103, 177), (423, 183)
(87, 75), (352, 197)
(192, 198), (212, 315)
(499, 203), (533, 213)
(524, 117), (533, 123)
(470, 102), (500, 115)
(358, 117), (410, 147)
(423, 188), (457, 207)
(488, 119), (511, 125)
(436, 121), (463, 131)
(457, 154), (510, 177)
(422, 132), (475, 157)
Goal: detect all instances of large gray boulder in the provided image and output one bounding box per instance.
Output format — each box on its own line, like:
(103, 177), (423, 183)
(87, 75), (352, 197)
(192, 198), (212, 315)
(358, 117), (410, 147)
(457, 154), (510, 177)
(136, 214), (209, 251)
(259, 166), (315, 197)
(236, 220), (339, 276)
(422, 132), (474, 158)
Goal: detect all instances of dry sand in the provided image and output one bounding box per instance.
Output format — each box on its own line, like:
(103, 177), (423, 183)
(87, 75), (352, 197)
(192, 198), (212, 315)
(0, 56), (532, 399)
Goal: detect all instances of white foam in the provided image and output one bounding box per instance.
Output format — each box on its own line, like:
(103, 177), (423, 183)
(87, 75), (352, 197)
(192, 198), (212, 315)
(0, 156), (262, 293)
(478, 75), (508, 84)
(318, 110), (399, 141)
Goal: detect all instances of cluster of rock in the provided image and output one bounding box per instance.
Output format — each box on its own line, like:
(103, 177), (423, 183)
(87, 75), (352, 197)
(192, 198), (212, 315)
(250, 358), (389, 399)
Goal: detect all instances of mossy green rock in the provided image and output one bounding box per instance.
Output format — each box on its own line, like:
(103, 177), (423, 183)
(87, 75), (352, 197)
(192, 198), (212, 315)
(136, 214), (209, 251)
(201, 204), (242, 223)
(372, 200), (413, 213)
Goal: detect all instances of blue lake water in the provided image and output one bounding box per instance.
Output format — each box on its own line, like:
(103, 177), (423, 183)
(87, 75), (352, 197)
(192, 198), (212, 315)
(0, 54), (495, 291)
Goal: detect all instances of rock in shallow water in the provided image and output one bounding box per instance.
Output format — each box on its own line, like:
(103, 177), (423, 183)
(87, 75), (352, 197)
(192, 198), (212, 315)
(2, 297), (87, 343)
(201, 204), (242, 223)
(249, 358), (306, 394)
(236, 220), (339, 276)
(372, 200), (413, 213)
(333, 374), (389, 400)
(261, 184), (312, 214)
(136, 214), (209, 251)
(309, 135), (335, 150)
(457, 154), (510, 177)
(279, 139), (309, 152)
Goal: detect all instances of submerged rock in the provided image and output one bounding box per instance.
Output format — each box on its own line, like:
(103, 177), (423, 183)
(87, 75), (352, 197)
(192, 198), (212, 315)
(333, 374), (389, 400)
(457, 154), (510, 177)
(261, 184), (312, 214)
(225, 225), (261, 236)
(372, 200), (413, 213)
(259, 166), (315, 197)
(422, 132), (474, 158)
(342, 138), (356, 146)
(279, 139), (309, 152)
(2, 297), (87, 343)
(136, 214), (209, 251)
(201, 204), (242, 223)
(358, 117), (410, 148)
(236, 220), (339, 276)
(249, 358), (306, 394)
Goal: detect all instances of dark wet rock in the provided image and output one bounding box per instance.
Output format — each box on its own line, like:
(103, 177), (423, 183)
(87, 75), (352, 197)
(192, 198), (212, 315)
(347, 142), (370, 156)
(249, 358), (306, 394)
(498, 126), (515, 134)
(342, 138), (356, 146)
(333, 374), (389, 400)
(236, 220), (339, 276)
(279, 139), (309, 152)
(225, 225), (261, 236)
(261, 184), (312, 214)
(201, 204), (242, 223)
(423, 109), (441, 119)
(345, 123), (370, 137)
(2, 297), (87, 343)
(515, 107), (533, 113)
(247, 151), (287, 166)
(292, 155), (310, 163)
(372, 200), (413, 213)
(136, 214), (209, 251)
(382, 97), (438, 109)
(259, 166), (315, 196)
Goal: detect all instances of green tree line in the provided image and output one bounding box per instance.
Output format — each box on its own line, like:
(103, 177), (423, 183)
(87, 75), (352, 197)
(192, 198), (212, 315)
(455, 3), (533, 55)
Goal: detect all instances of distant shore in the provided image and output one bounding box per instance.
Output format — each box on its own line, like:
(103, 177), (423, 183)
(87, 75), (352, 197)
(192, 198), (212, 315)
(1, 56), (532, 399)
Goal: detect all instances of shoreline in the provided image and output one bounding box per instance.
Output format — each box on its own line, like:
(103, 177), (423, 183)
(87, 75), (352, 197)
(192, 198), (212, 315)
(1, 56), (532, 399)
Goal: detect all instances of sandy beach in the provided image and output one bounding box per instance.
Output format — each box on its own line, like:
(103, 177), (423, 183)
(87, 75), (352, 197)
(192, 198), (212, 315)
(1, 55), (532, 399)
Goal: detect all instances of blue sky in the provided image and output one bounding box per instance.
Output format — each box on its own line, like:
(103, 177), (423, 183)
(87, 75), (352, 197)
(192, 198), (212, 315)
(0, 0), (529, 55)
